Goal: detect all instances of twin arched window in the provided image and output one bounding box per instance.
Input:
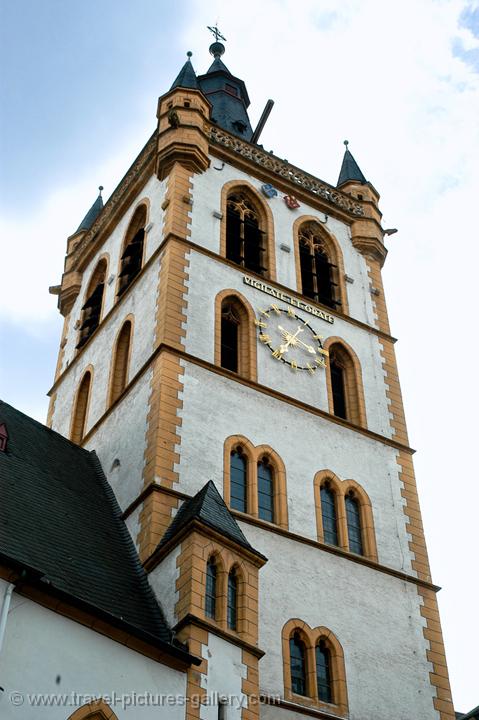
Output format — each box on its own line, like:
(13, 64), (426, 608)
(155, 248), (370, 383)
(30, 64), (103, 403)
(226, 192), (266, 275)
(284, 622), (347, 712)
(315, 473), (377, 561)
(227, 441), (289, 528)
(205, 556), (240, 632)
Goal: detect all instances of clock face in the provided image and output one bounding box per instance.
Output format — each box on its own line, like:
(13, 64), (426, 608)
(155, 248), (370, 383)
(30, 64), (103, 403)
(255, 304), (328, 373)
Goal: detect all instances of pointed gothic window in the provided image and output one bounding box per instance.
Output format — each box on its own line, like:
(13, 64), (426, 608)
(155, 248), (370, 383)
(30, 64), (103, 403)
(227, 568), (238, 630)
(230, 448), (247, 513)
(346, 491), (363, 555)
(221, 302), (240, 372)
(290, 632), (307, 696)
(330, 354), (347, 420)
(257, 457), (274, 523)
(316, 640), (333, 703)
(109, 320), (132, 406)
(118, 205), (146, 297)
(71, 371), (92, 444)
(205, 557), (217, 619)
(320, 483), (339, 546)
(76, 259), (107, 350)
(298, 224), (339, 309)
(226, 192), (266, 275)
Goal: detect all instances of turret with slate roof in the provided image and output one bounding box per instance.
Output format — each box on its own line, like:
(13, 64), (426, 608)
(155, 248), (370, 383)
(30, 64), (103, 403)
(75, 185), (104, 233)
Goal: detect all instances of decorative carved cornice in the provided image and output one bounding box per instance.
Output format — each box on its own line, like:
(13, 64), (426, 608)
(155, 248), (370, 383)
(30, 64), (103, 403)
(69, 132), (158, 268)
(207, 124), (365, 217)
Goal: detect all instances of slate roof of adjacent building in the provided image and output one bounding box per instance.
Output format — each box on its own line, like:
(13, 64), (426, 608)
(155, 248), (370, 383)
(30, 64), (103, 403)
(158, 480), (267, 561)
(170, 56), (199, 90)
(456, 706), (479, 720)
(76, 190), (104, 233)
(0, 400), (194, 661)
(337, 148), (367, 187)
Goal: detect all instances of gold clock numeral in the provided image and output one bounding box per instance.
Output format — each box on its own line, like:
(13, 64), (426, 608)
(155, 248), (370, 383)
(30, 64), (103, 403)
(315, 357), (327, 367)
(272, 348), (283, 359)
(260, 309), (270, 317)
(287, 307), (296, 318)
(306, 363), (316, 375)
(271, 304), (281, 315)
(313, 334), (323, 340)
(255, 319), (267, 328)
(317, 348), (329, 356)
(260, 334), (271, 343)
(291, 360), (298, 371)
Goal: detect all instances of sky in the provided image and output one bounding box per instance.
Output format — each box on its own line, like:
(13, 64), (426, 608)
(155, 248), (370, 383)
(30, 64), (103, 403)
(1, 0), (478, 711)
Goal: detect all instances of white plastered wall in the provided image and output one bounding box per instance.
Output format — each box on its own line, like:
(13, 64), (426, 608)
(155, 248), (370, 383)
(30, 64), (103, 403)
(149, 545), (181, 628)
(242, 525), (437, 720)
(0, 580), (187, 720)
(200, 634), (247, 720)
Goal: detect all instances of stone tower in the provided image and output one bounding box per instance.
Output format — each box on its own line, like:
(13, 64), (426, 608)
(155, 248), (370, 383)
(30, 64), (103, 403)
(47, 38), (455, 720)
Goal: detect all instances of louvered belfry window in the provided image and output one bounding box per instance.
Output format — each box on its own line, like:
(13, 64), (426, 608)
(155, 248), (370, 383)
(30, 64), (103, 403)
(226, 193), (266, 275)
(118, 227), (144, 296)
(76, 259), (107, 350)
(299, 224), (339, 309)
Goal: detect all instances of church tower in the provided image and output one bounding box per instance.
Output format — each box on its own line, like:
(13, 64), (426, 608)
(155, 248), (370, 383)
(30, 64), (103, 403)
(47, 33), (455, 720)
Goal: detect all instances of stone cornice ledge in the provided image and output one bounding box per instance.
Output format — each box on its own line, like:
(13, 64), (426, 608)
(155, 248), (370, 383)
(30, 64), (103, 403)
(207, 123), (365, 218)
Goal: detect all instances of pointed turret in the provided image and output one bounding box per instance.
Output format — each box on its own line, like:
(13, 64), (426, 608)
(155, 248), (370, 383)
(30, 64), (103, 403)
(76, 186), (104, 233)
(197, 39), (253, 140)
(337, 142), (367, 187)
(170, 51), (198, 90)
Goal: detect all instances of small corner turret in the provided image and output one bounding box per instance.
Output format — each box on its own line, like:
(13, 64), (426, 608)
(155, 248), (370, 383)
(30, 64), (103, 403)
(337, 141), (387, 267)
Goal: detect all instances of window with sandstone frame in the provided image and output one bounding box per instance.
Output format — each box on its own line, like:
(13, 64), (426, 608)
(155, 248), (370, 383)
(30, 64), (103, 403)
(117, 204), (147, 298)
(70, 368), (93, 444)
(226, 192), (266, 275)
(76, 258), (107, 350)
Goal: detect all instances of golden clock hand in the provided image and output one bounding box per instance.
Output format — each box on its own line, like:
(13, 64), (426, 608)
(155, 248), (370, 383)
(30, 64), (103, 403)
(295, 337), (317, 354)
(275, 326), (303, 357)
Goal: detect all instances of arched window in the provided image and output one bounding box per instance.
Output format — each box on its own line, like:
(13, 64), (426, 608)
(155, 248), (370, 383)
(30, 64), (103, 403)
(316, 640), (333, 703)
(227, 568), (238, 630)
(226, 192), (266, 275)
(345, 491), (363, 555)
(330, 353), (347, 419)
(205, 557), (217, 619)
(71, 371), (91, 444)
(320, 483), (338, 546)
(109, 320), (132, 406)
(290, 632), (308, 696)
(76, 259), (107, 350)
(117, 205), (146, 297)
(221, 301), (240, 372)
(230, 448), (247, 513)
(257, 457), (274, 523)
(326, 341), (365, 427)
(298, 223), (339, 309)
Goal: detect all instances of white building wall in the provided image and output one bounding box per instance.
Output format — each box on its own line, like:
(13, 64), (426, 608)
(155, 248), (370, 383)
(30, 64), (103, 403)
(188, 157), (377, 328)
(83, 368), (152, 512)
(176, 362), (412, 576)
(0, 580), (187, 720)
(241, 525), (437, 720)
(200, 634), (246, 720)
(149, 546), (181, 628)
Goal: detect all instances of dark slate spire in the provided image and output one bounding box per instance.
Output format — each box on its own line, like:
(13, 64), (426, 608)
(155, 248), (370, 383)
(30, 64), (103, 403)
(197, 37), (253, 141)
(158, 481), (266, 560)
(76, 186), (104, 233)
(337, 141), (367, 187)
(170, 51), (198, 90)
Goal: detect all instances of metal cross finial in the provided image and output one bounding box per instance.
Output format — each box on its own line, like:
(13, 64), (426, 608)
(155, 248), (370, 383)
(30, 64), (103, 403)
(207, 25), (226, 43)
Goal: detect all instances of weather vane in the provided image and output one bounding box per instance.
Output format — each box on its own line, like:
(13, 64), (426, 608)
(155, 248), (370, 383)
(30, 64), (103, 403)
(207, 25), (226, 43)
